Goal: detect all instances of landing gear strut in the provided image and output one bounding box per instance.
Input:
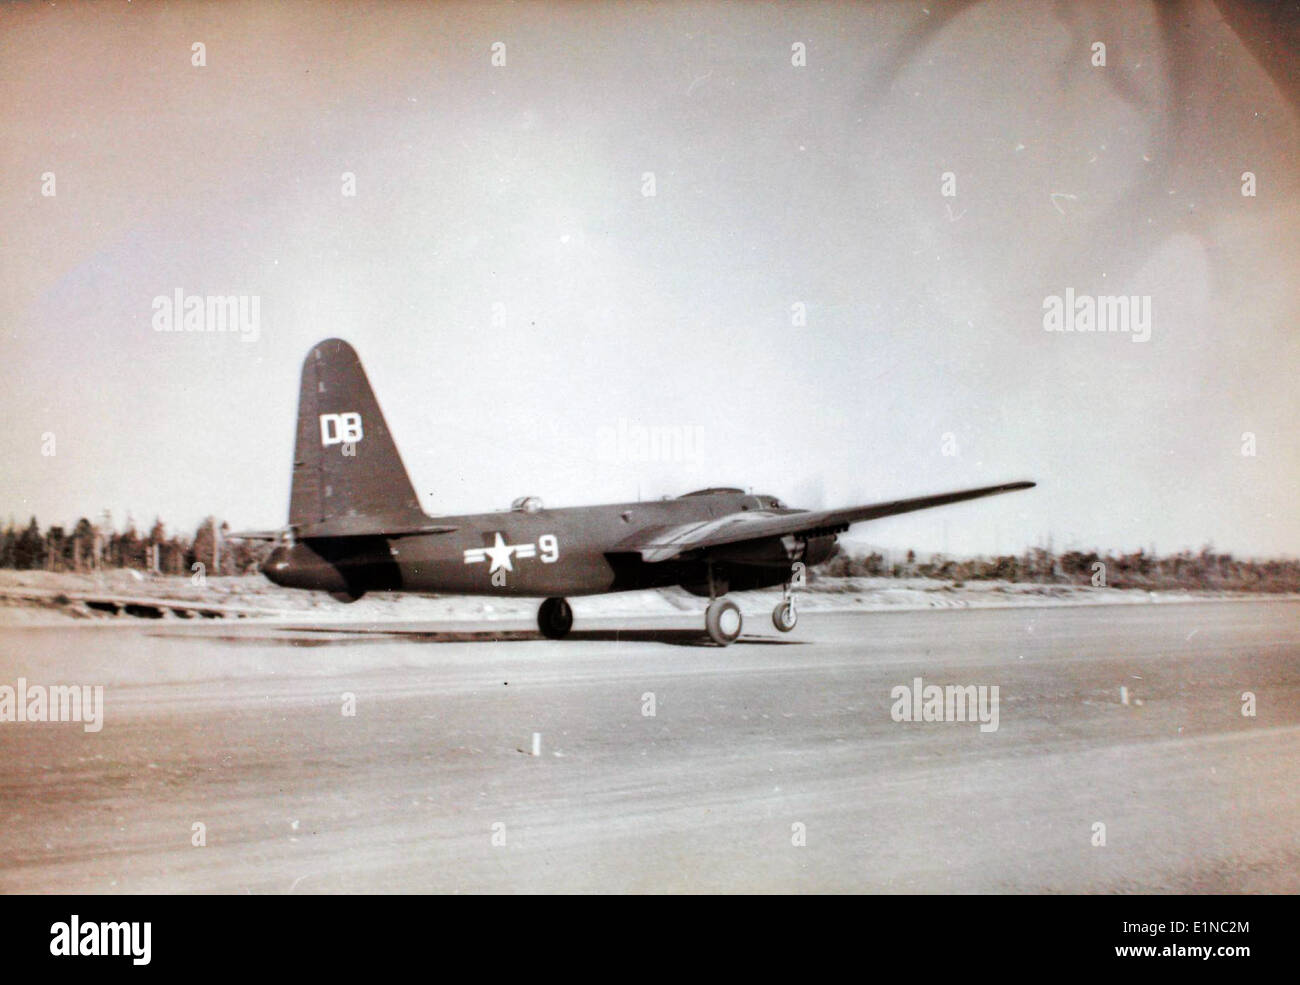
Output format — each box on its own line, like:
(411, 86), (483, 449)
(537, 597), (573, 639)
(704, 562), (742, 646)
(771, 561), (805, 633)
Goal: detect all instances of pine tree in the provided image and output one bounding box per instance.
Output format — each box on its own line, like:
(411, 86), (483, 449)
(0, 522), (16, 568)
(15, 517), (44, 570)
(190, 517), (217, 576)
(71, 518), (94, 572)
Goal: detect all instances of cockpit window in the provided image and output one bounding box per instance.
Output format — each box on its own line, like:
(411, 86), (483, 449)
(511, 496), (544, 513)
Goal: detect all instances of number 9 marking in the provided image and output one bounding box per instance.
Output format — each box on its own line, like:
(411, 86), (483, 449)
(539, 534), (559, 563)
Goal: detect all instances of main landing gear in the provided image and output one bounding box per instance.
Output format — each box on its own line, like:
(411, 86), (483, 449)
(537, 596), (573, 639)
(705, 597), (743, 646)
(771, 561), (805, 634)
(702, 562), (743, 646)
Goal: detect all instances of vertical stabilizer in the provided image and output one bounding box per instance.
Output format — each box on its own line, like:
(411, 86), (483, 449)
(288, 338), (424, 529)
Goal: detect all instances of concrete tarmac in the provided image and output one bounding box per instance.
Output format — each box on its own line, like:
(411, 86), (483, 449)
(1, 600), (1297, 893)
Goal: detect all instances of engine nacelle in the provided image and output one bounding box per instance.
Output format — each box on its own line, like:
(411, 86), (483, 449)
(801, 534), (838, 568)
(678, 534), (838, 595)
(706, 533), (838, 567)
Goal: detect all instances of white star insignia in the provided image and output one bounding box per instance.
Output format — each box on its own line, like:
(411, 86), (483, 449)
(481, 531), (515, 573)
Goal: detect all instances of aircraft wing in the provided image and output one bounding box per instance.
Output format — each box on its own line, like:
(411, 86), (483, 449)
(628, 481), (1036, 563)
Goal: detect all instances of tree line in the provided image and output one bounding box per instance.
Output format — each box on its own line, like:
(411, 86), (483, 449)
(2, 514), (1298, 592)
(817, 545), (1300, 593)
(0, 515), (270, 577)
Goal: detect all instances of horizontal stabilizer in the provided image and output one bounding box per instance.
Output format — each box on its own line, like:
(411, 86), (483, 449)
(293, 517), (457, 539)
(226, 529), (283, 542)
(230, 518), (457, 541)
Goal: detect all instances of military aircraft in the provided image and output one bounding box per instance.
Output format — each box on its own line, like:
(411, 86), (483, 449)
(233, 339), (1035, 645)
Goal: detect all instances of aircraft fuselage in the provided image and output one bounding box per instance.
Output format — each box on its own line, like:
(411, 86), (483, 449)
(263, 488), (836, 601)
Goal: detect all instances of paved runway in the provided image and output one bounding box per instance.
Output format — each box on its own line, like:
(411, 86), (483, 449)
(1, 600), (1297, 893)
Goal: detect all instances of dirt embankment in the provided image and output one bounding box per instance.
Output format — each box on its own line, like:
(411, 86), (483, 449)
(0, 569), (1294, 626)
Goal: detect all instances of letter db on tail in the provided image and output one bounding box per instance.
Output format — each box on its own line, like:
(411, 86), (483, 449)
(319, 412), (364, 446)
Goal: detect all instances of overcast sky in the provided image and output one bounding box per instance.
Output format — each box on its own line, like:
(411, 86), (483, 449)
(2, 0), (1297, 557)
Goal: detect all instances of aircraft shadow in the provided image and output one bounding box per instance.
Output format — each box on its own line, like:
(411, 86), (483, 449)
(152, 626), (803, 648)
(566, 629), (802, 647)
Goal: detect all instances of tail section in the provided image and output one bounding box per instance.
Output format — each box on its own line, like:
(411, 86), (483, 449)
(288, 338), (425, 531)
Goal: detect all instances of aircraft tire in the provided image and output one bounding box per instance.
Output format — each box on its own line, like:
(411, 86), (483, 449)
(772, 600), (798, 632)
(705, 598), (743, 646)
(537, 597), (573, 639)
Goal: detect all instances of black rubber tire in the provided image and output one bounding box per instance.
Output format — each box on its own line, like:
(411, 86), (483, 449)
(705, 598), (743, 646)
(772, 600), (798, 632)
(537, 597), (573, 639)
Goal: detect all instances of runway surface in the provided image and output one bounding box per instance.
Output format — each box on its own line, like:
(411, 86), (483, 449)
(1, 600), (1298, 893)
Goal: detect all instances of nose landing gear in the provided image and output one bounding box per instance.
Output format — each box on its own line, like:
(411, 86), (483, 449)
(771, 561), (805, 633)
(772, 599), (798, 632)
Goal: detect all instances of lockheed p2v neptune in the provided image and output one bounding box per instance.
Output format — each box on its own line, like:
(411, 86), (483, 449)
(235, 339), (1035, 645)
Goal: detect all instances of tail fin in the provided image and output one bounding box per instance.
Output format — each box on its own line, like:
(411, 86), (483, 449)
(288, 338), (425, 531)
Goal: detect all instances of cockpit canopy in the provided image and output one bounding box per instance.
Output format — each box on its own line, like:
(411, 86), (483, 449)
(511, 495), (544, 513)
